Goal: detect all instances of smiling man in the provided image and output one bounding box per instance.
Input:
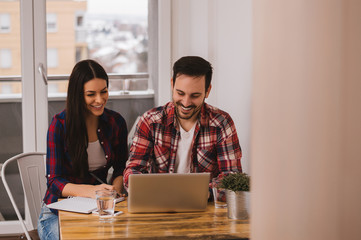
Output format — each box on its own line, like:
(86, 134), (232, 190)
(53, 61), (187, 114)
(123, 56), (242, 188)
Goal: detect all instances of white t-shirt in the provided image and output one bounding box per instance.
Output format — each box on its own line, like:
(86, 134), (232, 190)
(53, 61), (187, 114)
(175, 123), (196, 173)
(87, 140), (107, 171)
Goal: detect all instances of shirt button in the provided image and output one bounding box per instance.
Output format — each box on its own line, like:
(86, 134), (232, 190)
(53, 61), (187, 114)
(101, 141), (104, 145)
(97, 129), (100, 132)
(105, 155), (108, 159)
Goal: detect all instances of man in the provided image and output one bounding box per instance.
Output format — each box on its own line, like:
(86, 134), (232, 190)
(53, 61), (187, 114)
(123, 56), (242, 188)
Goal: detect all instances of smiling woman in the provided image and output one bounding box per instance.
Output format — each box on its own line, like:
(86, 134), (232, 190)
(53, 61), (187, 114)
(84, 78), (109, 118)
(37, 59), (129, 240)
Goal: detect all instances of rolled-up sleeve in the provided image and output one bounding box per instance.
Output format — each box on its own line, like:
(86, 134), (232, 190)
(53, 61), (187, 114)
(123, 115), (154, 189)
(216, 114), (242, 173)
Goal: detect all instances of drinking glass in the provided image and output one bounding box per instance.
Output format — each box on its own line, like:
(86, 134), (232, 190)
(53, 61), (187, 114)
(212, 177), (227, 208)
(95, 189), (117, 222)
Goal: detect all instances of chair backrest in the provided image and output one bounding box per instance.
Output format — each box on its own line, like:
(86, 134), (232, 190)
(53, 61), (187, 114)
(1, 152), (46, 238)
(17, 153), (47, 229)
(128, 116), (141, 149)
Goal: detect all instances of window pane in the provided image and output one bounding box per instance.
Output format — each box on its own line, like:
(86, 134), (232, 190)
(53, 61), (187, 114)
(47, 0), (149, 94)
(0, 0), (24, 223)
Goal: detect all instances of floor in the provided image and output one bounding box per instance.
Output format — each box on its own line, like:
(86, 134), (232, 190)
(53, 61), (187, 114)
(0, 230), (39, 240)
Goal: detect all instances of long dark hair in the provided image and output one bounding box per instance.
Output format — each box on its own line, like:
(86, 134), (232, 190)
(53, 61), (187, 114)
(66, 59), (108, 178)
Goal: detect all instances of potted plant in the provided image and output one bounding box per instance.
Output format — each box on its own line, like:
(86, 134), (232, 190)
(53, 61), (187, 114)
(219, 172), (250, 220)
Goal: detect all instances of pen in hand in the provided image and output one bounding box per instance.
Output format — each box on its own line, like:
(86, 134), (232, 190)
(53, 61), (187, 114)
(90, 172), (106, 184)
(90, 172), (122, 198)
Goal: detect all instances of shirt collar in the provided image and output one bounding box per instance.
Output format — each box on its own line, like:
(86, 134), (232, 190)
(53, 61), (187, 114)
(98, 108), (109, 123)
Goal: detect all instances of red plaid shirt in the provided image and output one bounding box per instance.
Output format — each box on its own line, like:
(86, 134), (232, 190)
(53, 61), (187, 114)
(124, 102), (242, 188)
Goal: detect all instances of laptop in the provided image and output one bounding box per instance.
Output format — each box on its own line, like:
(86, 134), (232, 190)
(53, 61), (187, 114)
(128, 172), (211, 213)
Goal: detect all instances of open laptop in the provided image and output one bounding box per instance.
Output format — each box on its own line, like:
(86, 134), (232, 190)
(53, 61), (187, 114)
(128, 172), (210, 213)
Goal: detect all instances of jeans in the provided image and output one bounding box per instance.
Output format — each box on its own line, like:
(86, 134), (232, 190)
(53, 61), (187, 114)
(37, 202), (59, 240)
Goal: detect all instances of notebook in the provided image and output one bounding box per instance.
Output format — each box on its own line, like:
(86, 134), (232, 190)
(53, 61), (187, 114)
(47, 196), (124, 214)
(128, 173), (210, 213)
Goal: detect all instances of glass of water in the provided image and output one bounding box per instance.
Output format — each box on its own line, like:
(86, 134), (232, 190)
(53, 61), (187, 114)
(212, 177), (227, 208)
(95, 189), (117, 222)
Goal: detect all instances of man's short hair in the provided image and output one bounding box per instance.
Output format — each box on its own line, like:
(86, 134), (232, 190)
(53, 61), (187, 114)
(172, 56), (213, 91)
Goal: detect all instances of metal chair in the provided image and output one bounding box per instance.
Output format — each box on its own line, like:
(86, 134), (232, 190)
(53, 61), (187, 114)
(1, 152), (46, 240)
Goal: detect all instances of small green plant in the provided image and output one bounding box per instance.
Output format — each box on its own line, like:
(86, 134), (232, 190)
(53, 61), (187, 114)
(219, 172), (250, 192)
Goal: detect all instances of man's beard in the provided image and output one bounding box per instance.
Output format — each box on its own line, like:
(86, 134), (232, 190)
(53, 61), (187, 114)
(174, 100), (203, 120)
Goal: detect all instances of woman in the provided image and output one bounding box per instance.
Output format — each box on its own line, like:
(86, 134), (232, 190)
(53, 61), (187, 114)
(37, 60), (128, 239)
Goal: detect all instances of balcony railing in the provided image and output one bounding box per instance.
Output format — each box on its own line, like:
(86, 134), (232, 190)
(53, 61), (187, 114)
(0, 73), (153, 102)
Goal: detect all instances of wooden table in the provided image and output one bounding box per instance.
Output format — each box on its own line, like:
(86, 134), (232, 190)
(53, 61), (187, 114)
(59, 198), (250, 239)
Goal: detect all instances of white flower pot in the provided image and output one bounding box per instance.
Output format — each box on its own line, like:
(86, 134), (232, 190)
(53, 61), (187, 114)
(225, 190), (250, 220)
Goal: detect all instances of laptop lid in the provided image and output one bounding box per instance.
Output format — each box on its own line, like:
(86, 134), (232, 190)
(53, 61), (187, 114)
(128, 173), (211, 213)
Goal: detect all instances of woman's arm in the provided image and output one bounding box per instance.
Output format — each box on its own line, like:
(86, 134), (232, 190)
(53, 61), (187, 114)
(62, 183), (115, 198)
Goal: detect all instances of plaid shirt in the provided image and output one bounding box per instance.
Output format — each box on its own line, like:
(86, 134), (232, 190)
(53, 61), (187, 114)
(44, 108), (128, 208)
(124, 102), (242, 188)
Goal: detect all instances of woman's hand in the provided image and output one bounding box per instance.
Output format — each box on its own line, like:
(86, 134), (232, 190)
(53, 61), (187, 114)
(92, 184), (115, 198)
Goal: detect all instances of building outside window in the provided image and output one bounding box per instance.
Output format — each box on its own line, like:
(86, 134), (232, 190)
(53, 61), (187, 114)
(0, 0), (150, 95)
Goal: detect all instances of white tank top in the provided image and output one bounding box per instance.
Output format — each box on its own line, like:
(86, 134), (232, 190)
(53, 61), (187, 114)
(175, 123), (196, 173)
(87, 140), (107, 171)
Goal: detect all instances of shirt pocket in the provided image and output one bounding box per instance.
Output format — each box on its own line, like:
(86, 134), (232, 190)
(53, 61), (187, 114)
(196, 147), (216, 172)
(153, 144), (170, 172)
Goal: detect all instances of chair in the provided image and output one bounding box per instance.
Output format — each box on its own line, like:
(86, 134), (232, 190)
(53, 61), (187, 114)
(1, 152), (47, 240)
(128, 116), (141, 150)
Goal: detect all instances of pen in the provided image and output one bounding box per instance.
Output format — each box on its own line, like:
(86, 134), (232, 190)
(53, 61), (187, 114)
(90, 172), (123, 198)
(90, 172), (106, 184)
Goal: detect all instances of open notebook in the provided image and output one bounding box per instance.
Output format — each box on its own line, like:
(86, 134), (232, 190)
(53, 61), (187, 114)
(47, 196), (124, 214)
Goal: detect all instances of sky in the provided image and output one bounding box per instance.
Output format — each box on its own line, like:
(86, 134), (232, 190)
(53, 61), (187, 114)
(87, 0), (148, 15)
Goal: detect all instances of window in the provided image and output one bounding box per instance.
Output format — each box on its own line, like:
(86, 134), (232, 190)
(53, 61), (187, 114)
(46, 13), (57, 32)
(47, 48), (58, 68)
(46, 0), (150, 94)
(76, 15), (84, 28)
(85, 0), (149, 74)
(0, 13), (10, 33)
(0, 49), (12, 68)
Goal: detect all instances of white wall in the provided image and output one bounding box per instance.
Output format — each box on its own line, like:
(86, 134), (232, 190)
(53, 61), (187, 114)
(158, 0), (252, 173)
(252, 0), (361, 239)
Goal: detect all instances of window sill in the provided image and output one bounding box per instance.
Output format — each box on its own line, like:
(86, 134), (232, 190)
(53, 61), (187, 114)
(0, 89), (154, 103)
